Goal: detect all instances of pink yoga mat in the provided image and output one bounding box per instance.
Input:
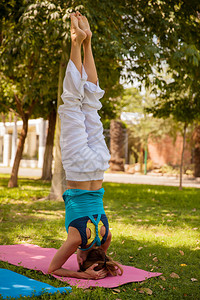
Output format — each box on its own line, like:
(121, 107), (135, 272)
(0, 244), (162, 288)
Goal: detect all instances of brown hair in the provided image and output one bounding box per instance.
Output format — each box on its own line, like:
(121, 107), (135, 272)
(79, 248), (123, 276)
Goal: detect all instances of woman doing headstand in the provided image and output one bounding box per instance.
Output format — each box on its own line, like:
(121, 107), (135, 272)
(48, 12), (123, 280)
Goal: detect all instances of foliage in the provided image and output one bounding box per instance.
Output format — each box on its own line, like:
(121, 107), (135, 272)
(0, 175), (200, 299)
(0, 0), (127, 122)
(1, 0), (200, 122)
(133, 1), (200, 125)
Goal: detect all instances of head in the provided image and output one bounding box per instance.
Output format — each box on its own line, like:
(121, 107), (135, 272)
(79, 248), (123, 276)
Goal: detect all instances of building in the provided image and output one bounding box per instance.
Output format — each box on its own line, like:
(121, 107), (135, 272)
(0, 118), (48, 168)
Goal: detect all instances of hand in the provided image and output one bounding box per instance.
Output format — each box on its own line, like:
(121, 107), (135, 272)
(83, 263), (107, 280)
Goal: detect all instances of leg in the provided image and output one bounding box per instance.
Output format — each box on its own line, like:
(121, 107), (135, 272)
(70, 13), (86, 74)
(76, 11), (97, 84)
(58, 14), (109, 182)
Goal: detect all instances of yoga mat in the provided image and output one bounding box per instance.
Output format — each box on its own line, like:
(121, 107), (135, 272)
(0, 268), (71, 299)
(0, 244), (162, 288)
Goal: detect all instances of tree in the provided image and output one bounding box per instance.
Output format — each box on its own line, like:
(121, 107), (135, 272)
(193, 125), (200, 177)
(1, 0), (128, 194)
(47, 0), (130, 199)
(41, 108), (57, 180)
(0, 1), (62, 187)
(110, 120), (125, 171)
(121, 1), (200, 187)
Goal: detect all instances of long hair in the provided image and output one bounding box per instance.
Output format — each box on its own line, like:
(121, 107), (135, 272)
(79, 248), (123, 276)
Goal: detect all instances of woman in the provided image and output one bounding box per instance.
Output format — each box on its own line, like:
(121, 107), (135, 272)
(48, 12), (123, 280)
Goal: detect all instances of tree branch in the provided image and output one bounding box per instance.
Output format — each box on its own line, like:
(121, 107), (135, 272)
(14, 94), (25, 120)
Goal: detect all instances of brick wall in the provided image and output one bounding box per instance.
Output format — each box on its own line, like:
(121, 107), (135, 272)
(148, 135), (191, 166)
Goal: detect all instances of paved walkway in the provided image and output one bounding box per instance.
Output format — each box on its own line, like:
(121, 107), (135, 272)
(1, 167), (200, 188)
(104, 172), (200, 188)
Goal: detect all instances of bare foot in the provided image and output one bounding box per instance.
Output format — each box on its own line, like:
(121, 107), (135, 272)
(70, 13), (86, 45)
(75, 11), (92, 44)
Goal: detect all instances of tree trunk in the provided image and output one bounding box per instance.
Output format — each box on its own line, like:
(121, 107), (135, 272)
(10, 115), (18, 167)
(49, 47), (68, 199)
(8, 115), (29, 187)
(110, 120), (124, 171)
(193, 125), (200, 177)
(41, 108), (56, 180)
(179, 123), (187, 190)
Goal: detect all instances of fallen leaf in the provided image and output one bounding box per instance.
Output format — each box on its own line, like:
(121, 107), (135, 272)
(160, 276), (166, 281)
(129, 256), (133, 259)
(173, 287), (176, 290)
(180, 264), (187, 267)
(179, 250), (184, 256)
(109, 252), (113, 255)
(159, 285), (165, 290)
(143, 288), (153, 295)
(137, 219), (142, 222)
(139, 289), (144, 294)
(192, 228), (198, 230)
(170, 272), (180, 279)
(121, 240), (125, 244)
(191, 278), (198, 282)
(138, 247), (143, 251)
(133, 288), (137, 291)
(149, 253), (152, 256)
(192, 208), (196, 211)
(153, 257), (158, 262)
(113, 288), (120, 293)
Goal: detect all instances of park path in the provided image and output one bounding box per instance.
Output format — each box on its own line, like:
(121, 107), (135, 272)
(0, 167), (200, 188)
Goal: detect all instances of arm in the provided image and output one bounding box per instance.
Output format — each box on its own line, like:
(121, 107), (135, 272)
(100, 230), (112, 253)
(48, 227), (107, 279)
(48, 228), (81, 278)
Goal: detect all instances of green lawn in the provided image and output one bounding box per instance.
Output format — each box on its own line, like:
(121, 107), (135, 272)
(0, 174), (200, 299)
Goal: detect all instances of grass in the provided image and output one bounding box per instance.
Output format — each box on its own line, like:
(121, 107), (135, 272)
(0, 174), (200, 299)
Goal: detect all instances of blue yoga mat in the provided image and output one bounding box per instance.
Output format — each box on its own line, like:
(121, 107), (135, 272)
(0, 268), (72, 299)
